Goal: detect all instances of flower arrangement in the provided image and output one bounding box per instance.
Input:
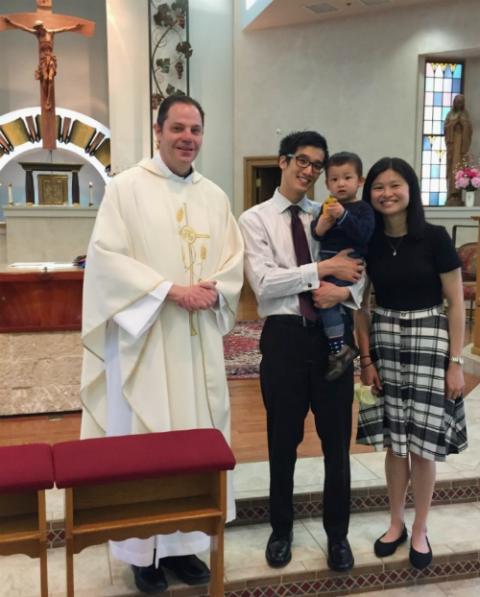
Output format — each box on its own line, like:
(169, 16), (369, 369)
(454, 163), (480, 192)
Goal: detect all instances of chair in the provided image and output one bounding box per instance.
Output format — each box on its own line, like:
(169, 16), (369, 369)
(457, 241), (477, 321)
(0, 443), (54, 597)
(52, 428), (236, 597)
(452, 225), (478, 323)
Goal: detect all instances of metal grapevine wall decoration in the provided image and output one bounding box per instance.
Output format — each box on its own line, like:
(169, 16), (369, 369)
(149, 0), (192, 112)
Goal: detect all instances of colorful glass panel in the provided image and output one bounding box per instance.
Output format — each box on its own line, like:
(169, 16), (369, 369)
(421, 61), (463, 206)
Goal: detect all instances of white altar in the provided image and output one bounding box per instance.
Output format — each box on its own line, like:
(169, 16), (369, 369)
(1, 205), (97, 263)
(424, 206), (480, 244)
(1, 205), (480, 266)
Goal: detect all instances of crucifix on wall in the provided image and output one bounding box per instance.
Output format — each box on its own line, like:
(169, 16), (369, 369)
(0, 0), (95, 150)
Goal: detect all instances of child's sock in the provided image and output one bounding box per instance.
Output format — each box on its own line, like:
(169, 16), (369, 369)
(328, 338), (343, 355)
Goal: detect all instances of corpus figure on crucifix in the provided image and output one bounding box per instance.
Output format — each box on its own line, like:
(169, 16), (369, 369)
(0, 1), (95, 150)
(3, 18), (82, 112)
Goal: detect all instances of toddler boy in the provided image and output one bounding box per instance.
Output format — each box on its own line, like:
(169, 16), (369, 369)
(312, 152), (374, 381)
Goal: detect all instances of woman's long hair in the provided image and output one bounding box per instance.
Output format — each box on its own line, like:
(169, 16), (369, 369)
(362, 157), (426, 239)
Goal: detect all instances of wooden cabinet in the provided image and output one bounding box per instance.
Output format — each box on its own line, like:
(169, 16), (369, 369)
(0, 270), (83, 333)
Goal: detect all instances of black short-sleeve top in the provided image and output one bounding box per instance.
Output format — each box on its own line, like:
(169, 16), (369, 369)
(366, 224), (461, 311)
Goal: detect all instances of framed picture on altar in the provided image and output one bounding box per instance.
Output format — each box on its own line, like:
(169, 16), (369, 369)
(38, 174), (68, 205)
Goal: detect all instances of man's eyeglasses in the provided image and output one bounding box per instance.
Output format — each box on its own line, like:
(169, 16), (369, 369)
(287, 153), (324, 173)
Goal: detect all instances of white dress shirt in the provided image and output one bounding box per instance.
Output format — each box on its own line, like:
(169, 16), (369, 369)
(238, 188), (363, 318)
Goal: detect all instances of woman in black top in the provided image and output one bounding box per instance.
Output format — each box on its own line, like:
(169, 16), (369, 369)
(355, 158), (467, 570)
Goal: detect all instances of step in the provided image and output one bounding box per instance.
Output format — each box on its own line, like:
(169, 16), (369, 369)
(43, 464), (480, 550)
(43, 381), (480, 548)
(1, 501), (479, 596)
(348, 578), (480, 597)
(4, 367), (480, 595)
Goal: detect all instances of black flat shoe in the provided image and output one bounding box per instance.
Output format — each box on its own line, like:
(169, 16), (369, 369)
(265, 531), (293, 568)
(160, 554), (210, 586)
(409, 537), (432, 570)
(374, 525), (408, 558)
(132, 564), (168, 594)
(327, 538), (354, 572)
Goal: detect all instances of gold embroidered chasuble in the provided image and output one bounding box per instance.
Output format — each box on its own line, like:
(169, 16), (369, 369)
(80, 158), (244, 440)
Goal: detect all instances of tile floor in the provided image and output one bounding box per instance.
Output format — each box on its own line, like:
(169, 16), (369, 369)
(1, 501), (479, 596)
(349, 577), (480, 597)
(2, 387), (480, 597)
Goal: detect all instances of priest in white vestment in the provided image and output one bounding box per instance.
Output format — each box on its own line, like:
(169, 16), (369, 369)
(80, 96), (244, 593)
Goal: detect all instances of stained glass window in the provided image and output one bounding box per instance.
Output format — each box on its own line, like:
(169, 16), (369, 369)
(421, 62), (464, 206)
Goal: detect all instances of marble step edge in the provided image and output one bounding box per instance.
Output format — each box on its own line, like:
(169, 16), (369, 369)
(114, 549), (480, 597)
(233, 476), (480, 526)
(45, 476), (480, 550)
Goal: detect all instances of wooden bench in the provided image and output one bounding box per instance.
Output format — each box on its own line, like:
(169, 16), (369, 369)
(0, 443), (54, 597)
(53, 428), (236, 596)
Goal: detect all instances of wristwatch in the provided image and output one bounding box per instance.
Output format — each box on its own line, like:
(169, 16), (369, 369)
(449, 356), (464, 366)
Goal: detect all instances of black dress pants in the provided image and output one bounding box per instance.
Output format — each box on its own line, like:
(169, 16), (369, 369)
(259, 315), (354, 540)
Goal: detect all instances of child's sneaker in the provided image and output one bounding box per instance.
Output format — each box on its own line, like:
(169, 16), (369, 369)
(325, 345), (358, 382)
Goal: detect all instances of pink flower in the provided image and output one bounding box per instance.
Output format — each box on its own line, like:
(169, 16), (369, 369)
(454, 162), (480, 189)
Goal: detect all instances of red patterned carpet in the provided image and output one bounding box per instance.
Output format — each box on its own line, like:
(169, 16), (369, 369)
(223, 320), (263, 379)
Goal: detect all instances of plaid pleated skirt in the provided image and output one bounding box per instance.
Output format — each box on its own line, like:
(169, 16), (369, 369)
(356, 305), (468, 461)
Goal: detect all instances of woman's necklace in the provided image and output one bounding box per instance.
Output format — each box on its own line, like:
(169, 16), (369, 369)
(385, 235), (405, 256)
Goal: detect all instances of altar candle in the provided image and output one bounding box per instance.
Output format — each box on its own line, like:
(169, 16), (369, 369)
(7, 183), (13, 205)
(88, 181), (93, 206)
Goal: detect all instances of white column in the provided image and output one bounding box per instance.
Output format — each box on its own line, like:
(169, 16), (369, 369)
(105, 0), (151, 173)
(189, 0), (234, 202)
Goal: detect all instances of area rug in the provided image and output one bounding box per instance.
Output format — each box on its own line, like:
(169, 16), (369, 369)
(224, 320), (263, 379)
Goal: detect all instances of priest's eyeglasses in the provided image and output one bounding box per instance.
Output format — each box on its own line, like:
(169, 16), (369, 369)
(287, 153), (324, 173)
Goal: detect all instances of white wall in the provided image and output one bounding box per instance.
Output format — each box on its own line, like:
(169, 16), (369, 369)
(105, 0), (150, 173)
(0, 0), (235, 203)
(233, 0), (480, 214)
(0, 0), (109, 221)
(0, 148), (105, 208)
(3, 0), (480, 217)
(105, 0), (235, 197)
(189, 0), (234, 200)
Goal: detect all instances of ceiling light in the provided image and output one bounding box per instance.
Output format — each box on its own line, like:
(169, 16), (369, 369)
(304, 3), (338, 14)
(359, 0), (392, 6)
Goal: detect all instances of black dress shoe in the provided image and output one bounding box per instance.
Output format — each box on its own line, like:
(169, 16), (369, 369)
(327, 538), (354, 572)
(374, 525), (408, 558)
(160, 555), (210, 585)
(132, 564), (168, 594)
(409, 537), (432, 570)
(265, 531), (293, 568)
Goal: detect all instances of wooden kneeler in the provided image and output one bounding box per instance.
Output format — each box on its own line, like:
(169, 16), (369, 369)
(53, 429), (236, 596)
(0, 443), (54, 597)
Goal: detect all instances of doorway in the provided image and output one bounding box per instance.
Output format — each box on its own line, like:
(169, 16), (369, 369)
(243, 155), (315, 210)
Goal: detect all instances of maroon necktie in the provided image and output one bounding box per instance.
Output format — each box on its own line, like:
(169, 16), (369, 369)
(289, 205), (317, 321)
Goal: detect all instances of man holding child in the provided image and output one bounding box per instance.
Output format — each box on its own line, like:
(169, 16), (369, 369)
(239, 131), (367, 571)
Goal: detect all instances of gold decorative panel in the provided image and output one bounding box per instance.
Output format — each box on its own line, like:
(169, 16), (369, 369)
(0, 118), (30, 146)
(38, 174), (68, 205)
(69, 120), (95, 149)
(93, 139), (111, 168)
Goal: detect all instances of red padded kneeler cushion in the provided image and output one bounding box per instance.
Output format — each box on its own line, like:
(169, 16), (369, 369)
(0, 443), (54, 493)
(53, 428), (236, 488)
